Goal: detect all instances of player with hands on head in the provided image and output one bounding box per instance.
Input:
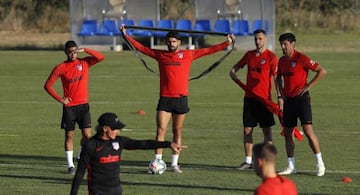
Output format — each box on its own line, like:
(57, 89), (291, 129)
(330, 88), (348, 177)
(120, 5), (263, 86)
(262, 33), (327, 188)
(44, 40), (104, 175)
(70, 112), (186, 195)
(276, 32), (326, 177)
(229, 29), (278, 170)
(121, 25), (235, 173)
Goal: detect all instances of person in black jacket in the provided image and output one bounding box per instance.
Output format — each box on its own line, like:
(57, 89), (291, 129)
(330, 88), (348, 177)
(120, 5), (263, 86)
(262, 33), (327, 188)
(70, 112), (185, 195)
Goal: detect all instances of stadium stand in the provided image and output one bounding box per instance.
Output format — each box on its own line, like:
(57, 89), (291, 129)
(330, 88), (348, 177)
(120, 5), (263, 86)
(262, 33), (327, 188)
(251, 19), (270, 34)
(175, 19), (193, 48)
(132, 19), (155, 48)
(193, 19), (212, 48)
(96, 19), (120, 36)
(153, 19), (174, 43)
(232, 19), (250, 36)
(214, 19), (231, 34)
(118, 19), (135, 35)
(77, 19), (98, 36)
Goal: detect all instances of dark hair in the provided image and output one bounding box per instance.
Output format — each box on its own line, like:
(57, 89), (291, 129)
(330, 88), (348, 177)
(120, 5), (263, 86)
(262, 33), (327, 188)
(253, 143), (277, 162)
(253, 29), (266, 36)
(166, 30), (181, 40)
(278, 33), (296, 42)
(64, 40), (78, 50)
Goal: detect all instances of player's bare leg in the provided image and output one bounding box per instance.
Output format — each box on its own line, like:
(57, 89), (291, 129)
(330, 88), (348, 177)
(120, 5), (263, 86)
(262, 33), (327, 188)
(170, 113), (185, 173)
(279, 127), (297, 175)
(65, 130), (76, 174)
(302, 124), (325, 176)
(155, 111), (172, 157)
(237, 127), (254, 170)
(262, 126), (273, 144)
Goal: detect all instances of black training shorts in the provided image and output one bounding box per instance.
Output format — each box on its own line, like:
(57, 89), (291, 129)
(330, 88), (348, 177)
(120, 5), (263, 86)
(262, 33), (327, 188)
(243, 97), (275, 128)
(61, 103), (91, 131)
(156, 96), (190, 114)
(283, 92), (312, 128)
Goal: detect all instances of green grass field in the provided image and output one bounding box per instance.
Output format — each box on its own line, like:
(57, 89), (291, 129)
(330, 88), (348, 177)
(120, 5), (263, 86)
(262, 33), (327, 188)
(0, 47), (359, 195)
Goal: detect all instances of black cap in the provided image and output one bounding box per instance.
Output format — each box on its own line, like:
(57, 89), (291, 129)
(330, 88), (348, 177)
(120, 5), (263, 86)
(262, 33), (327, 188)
(97, 112), (126, 130)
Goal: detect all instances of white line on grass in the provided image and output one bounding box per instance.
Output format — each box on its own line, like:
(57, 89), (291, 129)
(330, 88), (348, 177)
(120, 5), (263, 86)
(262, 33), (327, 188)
(1, 162), (359, 175)
(0, 134), (19, 137)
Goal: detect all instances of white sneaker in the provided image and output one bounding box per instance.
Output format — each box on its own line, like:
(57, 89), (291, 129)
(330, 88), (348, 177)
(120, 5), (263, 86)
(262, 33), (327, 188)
(278, 167), (296, 175)
(317, 165), (326, 176)
(171, 165), (183, 173)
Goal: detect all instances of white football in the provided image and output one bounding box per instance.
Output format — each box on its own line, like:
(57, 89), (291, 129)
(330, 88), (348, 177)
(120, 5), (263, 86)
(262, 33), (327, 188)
(148, 159), (167, 175)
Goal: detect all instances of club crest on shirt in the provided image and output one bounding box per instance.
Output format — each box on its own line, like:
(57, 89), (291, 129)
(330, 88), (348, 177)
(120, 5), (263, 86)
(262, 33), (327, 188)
(77, 64), (83, 71)
(260, 58), (266, 65)
(310, 60), (316, 66)
(112, 142), (120, 150)
(178, 52), (184, 59)
(291, 61), (296, 67)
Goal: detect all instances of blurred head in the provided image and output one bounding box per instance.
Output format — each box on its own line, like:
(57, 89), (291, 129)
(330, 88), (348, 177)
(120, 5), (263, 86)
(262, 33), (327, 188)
(64, 40), (78, 61)
(253, 29), (267, 51)
(96, 112), (126, 140)
(166, 31), (181, 52)
(252, 143), (277, 177)
(278, 32), (296, 56)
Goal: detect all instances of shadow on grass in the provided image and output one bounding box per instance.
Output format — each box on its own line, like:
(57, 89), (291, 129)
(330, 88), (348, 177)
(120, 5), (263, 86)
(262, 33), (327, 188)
(0, 154), (331, 194)
(0, 44), (63, 51)
(122, 180), (253, 193)
(0, 174), (72, 184)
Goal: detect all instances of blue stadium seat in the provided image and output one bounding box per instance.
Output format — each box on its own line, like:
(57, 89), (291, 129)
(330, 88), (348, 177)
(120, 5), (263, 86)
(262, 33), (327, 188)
(175, 19), (192, 37)
(214, 19), (231, 34)
(194, 19), (212, 32)
(153, 19), (174, 38)
(96, 19), (120, 36)
(175, 19), (193, 48)
(132, 19), (155, 48)
(132, 19), (154, 37)
(118, 19), (135, 35)
(232, 19), (250, 36)
(77, 19), (98, 36)
(251, 19), (270, 34)
(193, 19), (211, 48)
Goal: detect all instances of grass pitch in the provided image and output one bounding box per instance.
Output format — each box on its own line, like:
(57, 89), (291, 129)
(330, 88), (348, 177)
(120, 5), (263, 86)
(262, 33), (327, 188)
(0, 48), (359, 195)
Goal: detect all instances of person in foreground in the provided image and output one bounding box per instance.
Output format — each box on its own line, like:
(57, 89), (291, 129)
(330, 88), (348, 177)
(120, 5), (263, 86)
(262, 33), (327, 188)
(276, 33), (326, 176)
(70, 112), (185, 195)
(44, 40), (104, 174)
(121, 25), (235, 173)
(253, 143), (297, 195)
(229, 29), (278, 170)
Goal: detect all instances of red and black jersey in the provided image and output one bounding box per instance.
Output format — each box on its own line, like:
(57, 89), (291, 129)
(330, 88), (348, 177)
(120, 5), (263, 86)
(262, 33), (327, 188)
(70, 135), (171, 195)
(44, 48), (104, 106)
(125, 34), (230, 97)
(235, 49), (278, 100)
(254, 175), (297, 195)
(278, 50), (319, 97)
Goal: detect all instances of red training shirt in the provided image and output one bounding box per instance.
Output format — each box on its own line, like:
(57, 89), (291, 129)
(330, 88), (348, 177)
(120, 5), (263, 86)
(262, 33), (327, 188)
(44, 48), (104, 107)
(236, 49), (278, 100)
(277, 50), (319, 97)
(254, 175), (298, 195)
(125, 34), (230, 97)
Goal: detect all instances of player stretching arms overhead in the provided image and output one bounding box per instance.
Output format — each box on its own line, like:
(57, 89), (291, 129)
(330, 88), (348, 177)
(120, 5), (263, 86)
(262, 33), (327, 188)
(44, 40), (104, 174)
(121, 25), (235, 173)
